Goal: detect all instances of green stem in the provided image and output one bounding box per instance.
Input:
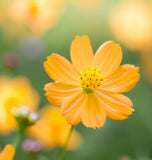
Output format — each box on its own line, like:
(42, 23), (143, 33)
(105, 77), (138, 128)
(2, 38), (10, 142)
(58, 126), (74, 160)
(12, 132), (22, 149)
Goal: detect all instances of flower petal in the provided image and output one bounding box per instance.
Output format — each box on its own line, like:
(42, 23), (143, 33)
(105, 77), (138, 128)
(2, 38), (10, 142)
(81, 93), (106, 129)
(93, 41), (122, 78)
(0, 144), (15, 160)
(70, 35), (94, 73)
(44, 54), (79, 85)
(61, 90), (85, 125)
(100, 64), (140, 93)
(44, 82), (81, 106)
(95, 91), (134, 120)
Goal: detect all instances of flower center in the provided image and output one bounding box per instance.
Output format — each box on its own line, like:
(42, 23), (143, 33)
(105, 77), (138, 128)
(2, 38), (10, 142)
(29, 2), (39, 15)
(79, 66), (104, 93)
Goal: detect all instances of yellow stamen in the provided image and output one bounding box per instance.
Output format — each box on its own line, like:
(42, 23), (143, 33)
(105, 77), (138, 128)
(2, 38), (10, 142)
(79, 66), (104, 93)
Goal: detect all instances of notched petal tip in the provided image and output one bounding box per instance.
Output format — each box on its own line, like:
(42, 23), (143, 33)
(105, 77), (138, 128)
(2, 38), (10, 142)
(131, 108), (135, 112)
(103, 40), (114, 45)
(80, 93), (107, 129)
(43, 83), (50, 91)
(48, 53), (60, 59)
(102, 63), (140, 93)
(70, 35), (94, 73)
(98, 40), (121, 49)
(72, 35), (91, 47)
(43, 61), (50, 75)
(43, 61), (47, 68)
(135, 66), (140, 73)
(81, 119), (106, 129)
(43, 53), (79, 85)
(43, 85), (47, 91)
(74, 35), (89, 40)
(93, 40), (122, 77)
(45, 54), (55, 62)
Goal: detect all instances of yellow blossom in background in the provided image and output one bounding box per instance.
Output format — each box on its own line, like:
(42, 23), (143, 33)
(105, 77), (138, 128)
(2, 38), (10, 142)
(69, 0), (103, 10)
(0, 76), (39, 134)
(0, 144), (15, 160)
(0, 1), (8, 24)
(44, 35), (140, 129)
(28, 105), (82, 150)
(109, 0), (152, 51)
(8, 0), (63, 35)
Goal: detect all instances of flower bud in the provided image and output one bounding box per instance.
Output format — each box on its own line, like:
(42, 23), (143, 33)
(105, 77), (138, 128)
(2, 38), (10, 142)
(29, 112), (40, 123)
(22, 139), (42, 152)
(11, 107), (20, 117)
(12, 106), (40, 133)
(3, 53), (19, 70)
(20, 107), (29, 117)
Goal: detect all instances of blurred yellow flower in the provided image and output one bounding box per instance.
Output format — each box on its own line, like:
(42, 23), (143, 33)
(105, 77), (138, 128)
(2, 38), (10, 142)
(27, 105), (82, 150)
(0, 144), (15, 160)
(44, 35), (140, 129)
(69, 0), (103, 10)
(109, 0), (152, 51)
(9, 0), (63, 35)
(0, 1), (8, 24)
(0, 76), (39, 134)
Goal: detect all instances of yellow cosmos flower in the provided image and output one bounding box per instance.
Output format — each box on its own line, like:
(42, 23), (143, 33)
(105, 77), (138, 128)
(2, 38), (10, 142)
(109, 0), (152, 51)
(44, 35), (140, 129)
(27, 105), (82, 150)
(0, 144), (15, 160)
(0, 76), (39, 134)
(9, 0), (63, 35)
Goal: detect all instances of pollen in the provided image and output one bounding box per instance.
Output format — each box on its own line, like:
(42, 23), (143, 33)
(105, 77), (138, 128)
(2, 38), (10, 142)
(79, 66), (104, 93)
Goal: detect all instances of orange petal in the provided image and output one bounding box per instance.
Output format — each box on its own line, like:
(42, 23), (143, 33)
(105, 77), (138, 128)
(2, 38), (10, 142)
(95, 91), (134, 120)
(44, 54), (79, 85)
(81, 93), (106, 129)
(61, 90), (85, 125)
(93, 41), (122, 78)
(70, 35), (94, 73)
(100, 64), (140, 93)
(44, 82), (81, 106)
(0, 144), (15, 160)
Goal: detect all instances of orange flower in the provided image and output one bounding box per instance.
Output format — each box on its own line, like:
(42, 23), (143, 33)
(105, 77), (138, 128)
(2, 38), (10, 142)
(0, 145), (15, 160)
(8, 0), (63, 35)
(0, 76), (39, 134)
(109, 0), (152, 51)
(44, 35), (140, 129)
(27, 105), (82, 150)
